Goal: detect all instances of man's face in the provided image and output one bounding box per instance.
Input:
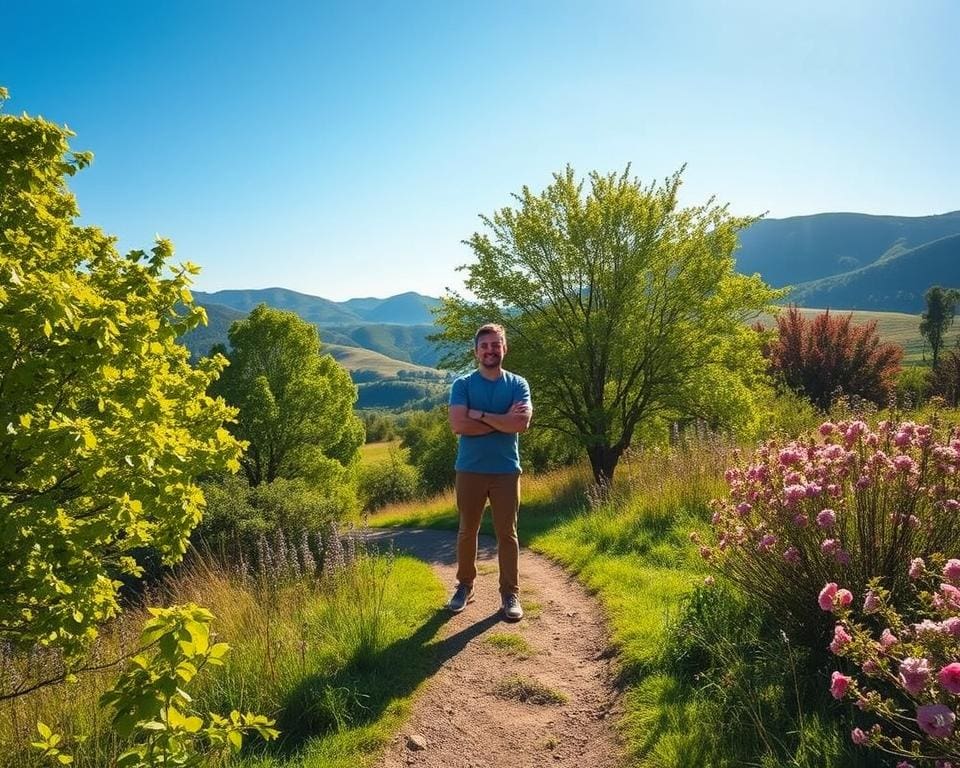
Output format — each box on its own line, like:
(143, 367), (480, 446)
(475, 332), (506, 369)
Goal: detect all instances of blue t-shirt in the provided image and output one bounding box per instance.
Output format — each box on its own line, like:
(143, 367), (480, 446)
(449, 370), (531, 474)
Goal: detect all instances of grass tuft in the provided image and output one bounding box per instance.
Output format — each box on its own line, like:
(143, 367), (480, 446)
(483, 632), (534, 658)
(493, 675), (567, 705)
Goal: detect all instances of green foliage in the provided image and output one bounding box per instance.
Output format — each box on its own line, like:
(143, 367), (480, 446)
(399, 408), (456, 494)
(896, 364), (933, 406)
(520, 425), (581, 474)
(195, 475), (354, 547)
(922, 285), (960, 368)
(357, 452), (420, 511)
(0, 90), (241, 658)
(360, 411), (398, 443)
(98, 604), (278, 767)
(212, 304), (364, 487)
(434, 165), (779, 483)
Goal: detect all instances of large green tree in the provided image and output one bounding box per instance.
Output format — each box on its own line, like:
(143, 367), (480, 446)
(212, 304), (364, 487)
(920, 285), (960, 368)
(435, 166), (778, 484)
(0, 88), (241, 658)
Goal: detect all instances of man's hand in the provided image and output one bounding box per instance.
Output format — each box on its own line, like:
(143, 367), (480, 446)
(476, 401), (532, 434)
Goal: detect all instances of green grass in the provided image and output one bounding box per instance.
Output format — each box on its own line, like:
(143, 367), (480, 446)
(0, 553), (449, 768)
(493, 675), (567, 705)
(484, 632), (534, 658)
(358, 439), (404, 466)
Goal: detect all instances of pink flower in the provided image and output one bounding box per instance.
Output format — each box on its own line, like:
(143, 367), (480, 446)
(779, 447), (803, 466)
(816, 509), (837, 529)
(835, 549), (851, 566)
(917, 703), (956, 738)
(896, 762), (915, 768)
(784, 484), (807, 506)
(862, 659), (879, 675)
(893, 455), (916, 472)
(850, 727), (868, 745)
(792, 513), (808, 527)
(736, 502), (752, 516)
(863, 591), (880, 613)
(881, 628), (899, 648)
(945, 559), (960, 583)
(830, 671), (850, 699)
(819, 422), (836, 436)
(821, 538), (839, 555)
(943, 617), (960, 637)
(819, 583), (838, 611)
(910, 558), (925, 579)
(942, 583), (960, 611)
(783, 547), (800, 565)
(830, 624), (852, 654)
(900, 657), (931, 695)
(947, 499), (960, 511)
(940, 663), (960, 694)
(757, 533), (777, 552)
(836, 588), (853, 607)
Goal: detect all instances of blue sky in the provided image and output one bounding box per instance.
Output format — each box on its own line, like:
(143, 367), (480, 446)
(3, 1), (958, 300)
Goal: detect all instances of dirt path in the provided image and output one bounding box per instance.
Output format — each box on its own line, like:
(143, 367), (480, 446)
(365, 529), (623, 768)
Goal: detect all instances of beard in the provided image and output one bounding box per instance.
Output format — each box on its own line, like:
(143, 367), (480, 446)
(479, 353), (502, 369)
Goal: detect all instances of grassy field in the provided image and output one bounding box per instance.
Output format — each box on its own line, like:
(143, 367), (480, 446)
(359, 439), (404, 466)
(1, 550), (447, 768)
(326, 343), (441, 378)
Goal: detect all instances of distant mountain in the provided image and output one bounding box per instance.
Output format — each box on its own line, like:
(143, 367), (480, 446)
(735, 210), (960, 312)
(341, 292), (441, 324)
(180, 301), (245, 358)
(788, 234), (960, 312)
(194, 287), (441, 326)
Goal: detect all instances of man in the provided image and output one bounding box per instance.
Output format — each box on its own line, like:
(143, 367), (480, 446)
(447, 323), (532, 621)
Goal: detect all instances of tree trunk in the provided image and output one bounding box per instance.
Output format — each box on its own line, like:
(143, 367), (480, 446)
(586, 444), (622, 486)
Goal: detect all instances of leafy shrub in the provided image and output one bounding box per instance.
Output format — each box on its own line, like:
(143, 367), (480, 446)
(702, 418), (960, 649)
(400, 407), (457, 494)
(932, 350), (960, 407)
(822, 557), (960, 765)
(520, 425), (581, 473)
(358, 452), (420, 511)
(898, 365), (934, 407)
(762, 306), (902, 409)
(361, 411), (398, 442)
(196, 475), (355, 548)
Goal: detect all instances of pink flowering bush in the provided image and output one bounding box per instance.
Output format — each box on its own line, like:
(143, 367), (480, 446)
(823, 558), (960, 766)
(701, 418), (960, 642)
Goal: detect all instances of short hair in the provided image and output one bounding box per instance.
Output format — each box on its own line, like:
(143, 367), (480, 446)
(474, 323), (506, 348)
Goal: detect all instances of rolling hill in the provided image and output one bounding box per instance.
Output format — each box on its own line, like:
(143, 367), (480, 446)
(787, 233), (960, 312)
(193, 287), (441, 326)
(736, 210), (960, 288)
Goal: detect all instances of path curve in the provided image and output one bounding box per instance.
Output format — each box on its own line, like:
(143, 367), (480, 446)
(366, 528), (623, 768)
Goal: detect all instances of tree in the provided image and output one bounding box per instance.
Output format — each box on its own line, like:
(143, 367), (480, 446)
(764, 306), (902, 409)
(434, 165), (778, 484)
(212, 304), (364, 487)
(920, 285), (960, 368)
(0, 88), (241, 658)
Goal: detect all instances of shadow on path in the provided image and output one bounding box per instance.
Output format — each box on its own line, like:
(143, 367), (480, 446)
(273, 595), (505, 755)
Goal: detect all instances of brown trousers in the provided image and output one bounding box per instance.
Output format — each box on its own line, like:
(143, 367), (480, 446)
(455, 471), (520, 596)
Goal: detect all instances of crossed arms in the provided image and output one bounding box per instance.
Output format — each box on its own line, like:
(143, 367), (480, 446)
(448, 402), (532, 436)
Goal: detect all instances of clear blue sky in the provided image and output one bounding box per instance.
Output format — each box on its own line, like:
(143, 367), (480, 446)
(3, 1), (958, 300)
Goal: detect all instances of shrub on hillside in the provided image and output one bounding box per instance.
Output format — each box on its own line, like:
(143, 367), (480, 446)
(897, 365), (934, 408)
(521, 426), (582, 473)
(358, 452), (420, 511)
(761, 306), (902, 410)
(196, 475), (354, 548)
(823, 558), (960, 766)
(400, 408), (457, 494)
(361, 411), (398, 442)
(932, 350), (960, 407)
(702, 418), (960, 650)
